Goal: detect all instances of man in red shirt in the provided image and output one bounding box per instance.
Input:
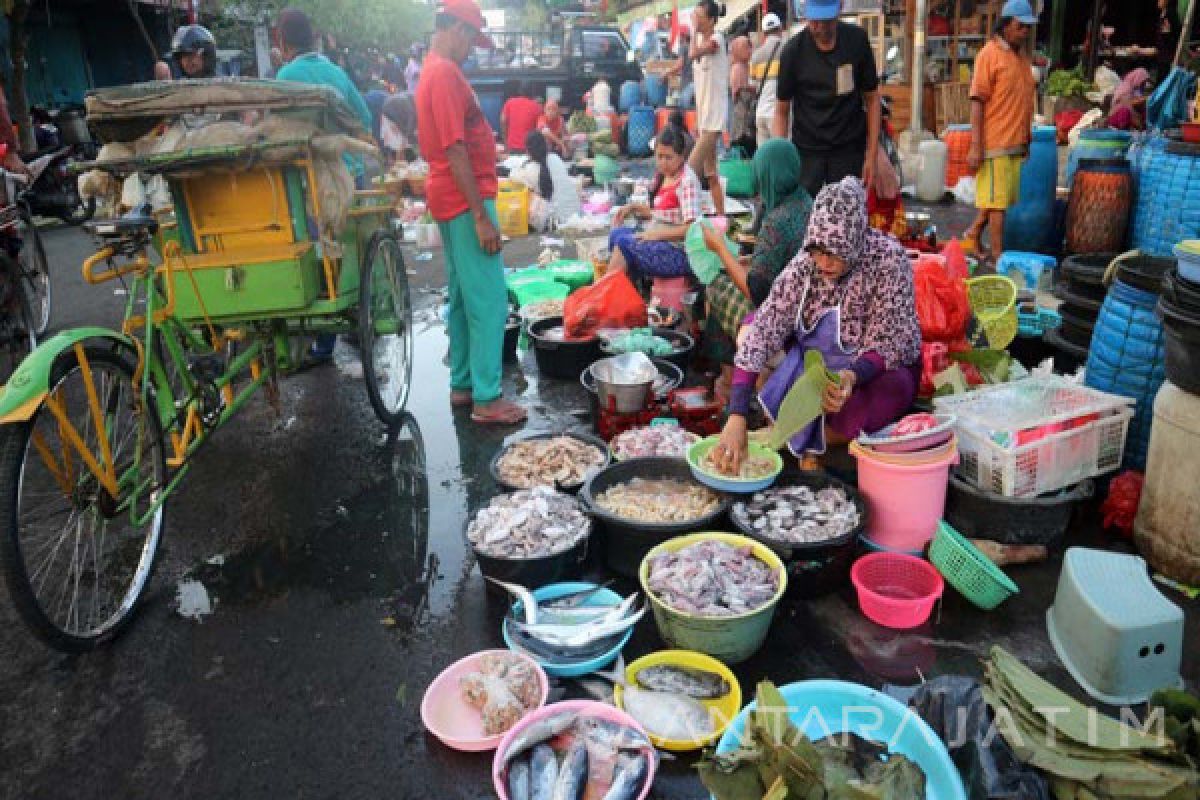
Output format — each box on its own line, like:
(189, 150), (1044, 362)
(500, 84), (542, 153)
(416, 0), (526, 425)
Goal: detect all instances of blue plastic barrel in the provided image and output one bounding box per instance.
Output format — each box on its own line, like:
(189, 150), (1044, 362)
(1130, 139), (1200, 257)
(643, 73), (667, 107)
(1066, 129), (1132, 187)
(618, 80), (642, 113)
(1004, 126), (1058, 253)
(477, 91), (504, 135)
(1085, 279), (1166, 469)
(626, 105), (656, 157)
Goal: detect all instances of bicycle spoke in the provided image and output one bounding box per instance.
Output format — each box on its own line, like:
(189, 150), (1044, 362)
(11, 353), (165, 642)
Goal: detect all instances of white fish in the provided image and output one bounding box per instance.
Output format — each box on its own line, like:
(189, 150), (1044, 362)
(510, 603), (647, 648)
(620, 686), (714, 742)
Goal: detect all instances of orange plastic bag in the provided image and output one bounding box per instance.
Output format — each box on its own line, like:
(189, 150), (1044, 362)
(914, 258), (971, 342)
(563, 270), (647, 339)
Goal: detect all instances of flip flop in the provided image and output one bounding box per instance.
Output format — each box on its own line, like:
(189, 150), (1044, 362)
(470, 400), (527, 426)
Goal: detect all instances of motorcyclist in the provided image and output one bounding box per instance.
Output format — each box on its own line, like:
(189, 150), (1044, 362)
(154, 25), (218, 80)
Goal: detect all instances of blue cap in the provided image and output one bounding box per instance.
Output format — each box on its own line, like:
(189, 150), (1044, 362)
(1001, 0), (1038, 24)
(804, 0), (840, 21)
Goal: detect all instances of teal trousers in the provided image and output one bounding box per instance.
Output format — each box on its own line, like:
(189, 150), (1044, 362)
(438, 199), (508, 404)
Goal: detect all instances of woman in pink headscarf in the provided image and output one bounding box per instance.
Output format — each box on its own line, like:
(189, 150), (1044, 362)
(729, 35), (757, 149)
(1108, 68), (1151, 130)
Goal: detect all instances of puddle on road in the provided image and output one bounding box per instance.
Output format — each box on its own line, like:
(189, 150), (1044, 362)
(187, 303), (600, 636)
(191, 417), (440, 634)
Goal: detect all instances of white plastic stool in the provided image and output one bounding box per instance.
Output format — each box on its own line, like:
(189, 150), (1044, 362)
(1047, 547), (1183, 705)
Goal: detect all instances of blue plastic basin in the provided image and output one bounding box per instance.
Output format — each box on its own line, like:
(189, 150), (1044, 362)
(714, 680), (968, 800)
(502, 582), (634, 678)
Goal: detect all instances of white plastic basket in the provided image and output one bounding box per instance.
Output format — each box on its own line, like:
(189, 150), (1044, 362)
(934, 379), (1135, 497)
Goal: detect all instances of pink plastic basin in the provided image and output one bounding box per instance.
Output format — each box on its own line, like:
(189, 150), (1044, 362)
(492, 700), (657, 800)
(421, 649), (549, 752)
(851, 441), (959, 552)
(852, 552), (944, 629)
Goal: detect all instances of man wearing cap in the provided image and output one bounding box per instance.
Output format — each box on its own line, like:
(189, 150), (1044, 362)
(416, 0), (527, 426)
(750, 13), (785, 146)
(963, 0), (1037, 266)
(773, 0), (881, 198)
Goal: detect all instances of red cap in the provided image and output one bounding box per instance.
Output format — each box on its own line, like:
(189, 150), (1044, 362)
(437, 0), (494, 48)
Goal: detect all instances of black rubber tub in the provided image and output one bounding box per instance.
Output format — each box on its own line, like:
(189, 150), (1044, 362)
(579, 456), (731, 578)
(730, 471), (867, 599)
(1163, 269), (1200, 313)
(1158, 295), (1200, 394)
(489, 430), (612, 493)
(1056, 284), (1105, 315)
(600, 328), (694, 375)
(1060, 253), (1114, 301)
(944, 475), (1093, 548)
(1057, 305), (1097, 348)
(471, 520), (594, 593)
(527, 316), (605, 381)
(1044, 327), (1089, 373)
(1116, 255), (1175, 295)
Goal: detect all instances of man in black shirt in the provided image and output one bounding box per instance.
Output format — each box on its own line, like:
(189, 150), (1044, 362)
(773, 0), (881, 198)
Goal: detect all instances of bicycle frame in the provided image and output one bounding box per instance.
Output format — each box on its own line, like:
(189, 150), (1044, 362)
(57, 241), (276, 525)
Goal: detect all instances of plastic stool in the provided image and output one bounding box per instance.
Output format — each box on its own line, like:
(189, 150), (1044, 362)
(1046, 547), (1183, 705)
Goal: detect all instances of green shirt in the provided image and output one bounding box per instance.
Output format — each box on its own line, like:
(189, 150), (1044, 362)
(276, 52), (372, 174)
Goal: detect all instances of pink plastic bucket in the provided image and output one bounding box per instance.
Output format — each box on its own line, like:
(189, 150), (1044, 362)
(492, 700), (657, 800)
(652, 276), (692, 311)
(850, 441), (958, 552)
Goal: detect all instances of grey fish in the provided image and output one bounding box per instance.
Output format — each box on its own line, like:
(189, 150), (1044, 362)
(507, 757), (531, 800)
(634, 664), (731, 699)
(502, 710), (579, 765)
(530, 744), (558, 800)
(576, 715), (654, 754)
(551, 739), (588, 800)
(602, 753), (649, 800)
(508, 603), (646, 649)
(487, 577), (541, 624)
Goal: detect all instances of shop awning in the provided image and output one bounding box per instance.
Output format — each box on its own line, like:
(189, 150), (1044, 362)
(717, 0), (761, 32)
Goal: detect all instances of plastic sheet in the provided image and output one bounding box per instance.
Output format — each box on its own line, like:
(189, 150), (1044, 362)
(904, 676), (1051, 800)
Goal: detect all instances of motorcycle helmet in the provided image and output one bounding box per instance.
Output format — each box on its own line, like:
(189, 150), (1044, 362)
(170, 25), (217, 78)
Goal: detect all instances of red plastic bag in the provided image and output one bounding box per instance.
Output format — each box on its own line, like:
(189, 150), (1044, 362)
(1055, 110), (1085, 144)
(563, 270), (647, 339)
(941, 238), (970, 281)
(1101, 470), (1144, 539)
(914, 258), (971, 342)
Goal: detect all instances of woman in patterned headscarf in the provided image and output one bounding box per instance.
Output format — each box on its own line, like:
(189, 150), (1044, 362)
(711, 176), (922, 472)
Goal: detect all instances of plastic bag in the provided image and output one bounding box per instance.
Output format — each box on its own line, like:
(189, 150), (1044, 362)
(563, 270), (647, 339)
(941, 238), (970, 281)
(1101, 470), (1144, 539)
(914, 257), (971, 342)
(902, 676), (1051, 800)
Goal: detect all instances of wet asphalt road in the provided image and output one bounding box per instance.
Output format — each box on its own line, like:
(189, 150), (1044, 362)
(0, 222), (1196, 800)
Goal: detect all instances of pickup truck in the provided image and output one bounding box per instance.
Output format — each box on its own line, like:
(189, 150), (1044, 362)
(464, 23), (643, 128)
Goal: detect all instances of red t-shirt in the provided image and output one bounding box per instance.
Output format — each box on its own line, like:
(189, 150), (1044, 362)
(416, 51), (498, 222)
(501, 96), (542, 152)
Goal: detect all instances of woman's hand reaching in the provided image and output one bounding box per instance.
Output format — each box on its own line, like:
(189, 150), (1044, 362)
(713, 415), (749, 476)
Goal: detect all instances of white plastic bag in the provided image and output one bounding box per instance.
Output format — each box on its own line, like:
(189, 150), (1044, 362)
(952, 176), (978, 205)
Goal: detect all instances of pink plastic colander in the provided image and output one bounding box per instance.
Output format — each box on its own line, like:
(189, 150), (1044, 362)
(851, 553), (944, 630)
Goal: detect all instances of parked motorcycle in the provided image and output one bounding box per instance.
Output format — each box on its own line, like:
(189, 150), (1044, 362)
(22, 106), (95, 225)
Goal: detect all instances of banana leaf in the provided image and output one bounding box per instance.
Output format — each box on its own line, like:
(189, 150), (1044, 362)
(764, 350), (839, 451)
(989, 647), (1172, 752)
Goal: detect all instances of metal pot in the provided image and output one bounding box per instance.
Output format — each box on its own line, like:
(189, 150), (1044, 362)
(590, 354), (658, 414)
